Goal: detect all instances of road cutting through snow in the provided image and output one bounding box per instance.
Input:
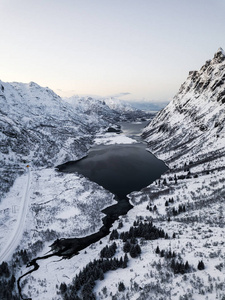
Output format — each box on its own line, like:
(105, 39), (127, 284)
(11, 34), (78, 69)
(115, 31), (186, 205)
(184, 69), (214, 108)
(0, 167), (31, 262)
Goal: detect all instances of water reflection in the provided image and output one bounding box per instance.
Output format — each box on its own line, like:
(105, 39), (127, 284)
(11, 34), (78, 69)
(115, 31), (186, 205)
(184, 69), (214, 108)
(57, 143), (167, 200)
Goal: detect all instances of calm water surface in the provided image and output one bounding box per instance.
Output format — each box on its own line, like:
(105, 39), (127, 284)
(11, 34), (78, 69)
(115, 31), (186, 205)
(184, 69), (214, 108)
(58, 121), (167, 199)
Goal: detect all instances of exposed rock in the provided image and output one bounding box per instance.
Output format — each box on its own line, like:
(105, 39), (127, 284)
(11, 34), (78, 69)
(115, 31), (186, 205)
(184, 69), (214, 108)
(143, 48), (225, 166)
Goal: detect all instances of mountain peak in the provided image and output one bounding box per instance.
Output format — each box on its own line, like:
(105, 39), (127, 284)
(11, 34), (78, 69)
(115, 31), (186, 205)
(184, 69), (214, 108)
(213, 47), (225, 63)
(216, 47), (225, 55)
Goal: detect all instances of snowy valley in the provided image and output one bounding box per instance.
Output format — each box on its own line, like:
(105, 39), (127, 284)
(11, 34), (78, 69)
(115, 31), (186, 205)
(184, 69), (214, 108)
(1, 48), (225, 300)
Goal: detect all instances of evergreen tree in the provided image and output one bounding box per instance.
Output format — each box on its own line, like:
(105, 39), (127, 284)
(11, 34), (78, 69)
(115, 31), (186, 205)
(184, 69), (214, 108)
(197, 260), (205, 270)
(118, 281), (125, 292)
(166, 250), (172, 259)
(0, 261), (10, 277)
(60, 282), (67, 294)
(112, 242), (117, 251)
(173, 208), (177, 216)
(133, 220), (137, 226)
(122, 232), (129, 242)
(129, 244), (141, 258)
(123, 241), (131, 253)
(129, 245), (137, 258)
(109, 229), (119, 240)
(155, 246), (160, 254)
(123, 254), (129, 268)
(135, 244), (141, 255)
(185, 261), (190, 271)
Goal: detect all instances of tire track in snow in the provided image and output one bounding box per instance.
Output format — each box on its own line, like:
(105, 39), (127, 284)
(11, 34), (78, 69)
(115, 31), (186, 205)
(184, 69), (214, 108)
(0, 168), (31, 262)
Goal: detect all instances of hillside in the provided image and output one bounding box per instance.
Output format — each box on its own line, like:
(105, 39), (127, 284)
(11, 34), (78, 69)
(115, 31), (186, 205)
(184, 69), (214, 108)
(0, 81), (120, 201)
(124, 47), (225, 299)
(143, 47), (225, 167)
(55, 48), (225, 300)
(65, 95), (153, 121)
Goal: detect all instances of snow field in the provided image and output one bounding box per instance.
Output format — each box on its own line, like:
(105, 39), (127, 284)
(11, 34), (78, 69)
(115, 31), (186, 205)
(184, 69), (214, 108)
(0, 168), (30, 255)
(94, 132), (137, 146)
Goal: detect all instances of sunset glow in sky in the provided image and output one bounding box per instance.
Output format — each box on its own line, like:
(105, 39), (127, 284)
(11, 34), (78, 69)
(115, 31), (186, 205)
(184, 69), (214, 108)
(0, 0), (225, 101)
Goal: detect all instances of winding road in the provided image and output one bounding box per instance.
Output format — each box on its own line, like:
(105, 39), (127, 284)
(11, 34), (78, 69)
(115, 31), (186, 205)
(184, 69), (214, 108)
(0, 167), (31, 262)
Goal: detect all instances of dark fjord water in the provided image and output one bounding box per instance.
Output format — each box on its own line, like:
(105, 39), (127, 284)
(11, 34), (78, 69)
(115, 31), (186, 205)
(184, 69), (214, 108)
(58, 143), (167, 200)
(57, 121), (167, 200)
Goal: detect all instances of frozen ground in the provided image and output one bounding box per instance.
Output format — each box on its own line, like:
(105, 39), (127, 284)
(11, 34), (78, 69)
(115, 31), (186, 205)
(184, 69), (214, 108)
(93, 132), (137, 146)
(13, 129), (225, 300)
(0, 167), (31, 262)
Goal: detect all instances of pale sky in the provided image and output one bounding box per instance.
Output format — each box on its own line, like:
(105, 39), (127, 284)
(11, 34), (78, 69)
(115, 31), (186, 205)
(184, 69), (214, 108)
(0, 0), (225, 102)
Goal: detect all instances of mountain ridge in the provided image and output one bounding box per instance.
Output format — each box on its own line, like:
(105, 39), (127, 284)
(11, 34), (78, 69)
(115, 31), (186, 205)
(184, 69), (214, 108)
(143, 47), (225, 166)
(0, 80), (120, 201)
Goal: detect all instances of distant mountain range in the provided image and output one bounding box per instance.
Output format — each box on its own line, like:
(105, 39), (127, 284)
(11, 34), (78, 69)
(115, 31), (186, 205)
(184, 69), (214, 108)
(103, 96), (169, 112)
(58, 90), (169, 113)
(127, 100), (169, 112)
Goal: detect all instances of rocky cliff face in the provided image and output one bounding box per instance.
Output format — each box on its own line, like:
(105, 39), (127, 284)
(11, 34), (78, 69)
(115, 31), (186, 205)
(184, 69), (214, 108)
(123, 50), (225, 299)
(0, 81), (119, 201)
(143, 48), (225, 167)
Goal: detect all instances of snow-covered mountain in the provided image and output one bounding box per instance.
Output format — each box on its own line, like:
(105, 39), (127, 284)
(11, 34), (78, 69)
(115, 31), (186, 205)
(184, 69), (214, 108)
(63, 95), (120, 122)
(0, 81), (119, 201)
(127, 100), (169, 112)
(105, 97), (155, 120)
(123, 48), (225, 299)
(143, 47), (225, 166)
(104, 97), (134, 112)
(64, 95), (153, 121)
(2, 49), (225, 300)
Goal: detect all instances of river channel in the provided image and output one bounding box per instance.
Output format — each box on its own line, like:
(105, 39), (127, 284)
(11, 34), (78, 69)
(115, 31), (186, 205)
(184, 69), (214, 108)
(18, 120), (168, 299)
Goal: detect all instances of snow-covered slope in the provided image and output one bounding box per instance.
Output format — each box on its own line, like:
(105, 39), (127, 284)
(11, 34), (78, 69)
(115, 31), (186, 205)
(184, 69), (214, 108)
(121, 48), (225, 299)
(143, 47), (225, 166)
(104, 97), (134, 112)
(23, 48), (225, 300)
(104, 96), (154, 121)
(63, 95), (120, 123)
(64, 95), (153, 122)
(0, 81), (118, 201)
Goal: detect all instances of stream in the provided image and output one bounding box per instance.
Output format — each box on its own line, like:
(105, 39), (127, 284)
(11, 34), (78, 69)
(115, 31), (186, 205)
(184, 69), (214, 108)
(17, 120), (168, 299)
